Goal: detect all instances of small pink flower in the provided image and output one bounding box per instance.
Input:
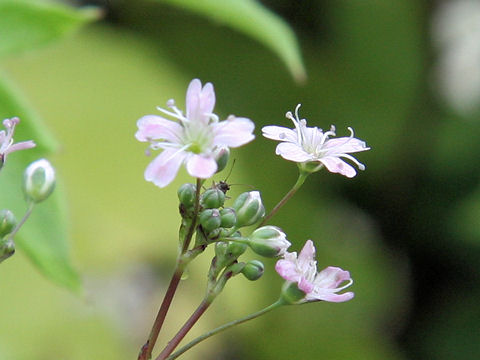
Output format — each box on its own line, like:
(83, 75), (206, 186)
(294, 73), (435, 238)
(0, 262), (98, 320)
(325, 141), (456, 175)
(0, 117), (36, 167)
(275, 240), (354, 303)
(262, 104), (370, 178)
(136, 79), (255, 187)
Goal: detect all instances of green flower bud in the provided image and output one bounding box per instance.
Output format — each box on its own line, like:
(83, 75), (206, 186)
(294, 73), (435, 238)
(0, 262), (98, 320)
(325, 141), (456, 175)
(232, 191), (265, 227)
(177, 183), (197, 208)
(199, 209), (221, 232)
(219, 208), (236, 228)
(248, 226), (291, 257)
(225, 241), (247, 259)
(0, 239), (15, 263)
(241, 260), (264, 281)
(201, 188), (225, 209)
(23, 159), (55, 203)
(214, 147), (230, 174)
(0, 210), (16, 238)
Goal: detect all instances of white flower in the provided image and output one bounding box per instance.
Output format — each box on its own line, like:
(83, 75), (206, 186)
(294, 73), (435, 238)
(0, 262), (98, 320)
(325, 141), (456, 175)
(135, 79), (255, 187)
(262, 104), (370, 178)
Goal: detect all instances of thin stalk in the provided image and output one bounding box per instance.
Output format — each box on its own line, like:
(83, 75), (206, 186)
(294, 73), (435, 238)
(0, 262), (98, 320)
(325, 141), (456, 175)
(259, 172), (308, 227)
(155, 299), (212, 360)
(138, 179), (203, 360)
(5, 201), (34, 240)
(166, 300), (284, 360)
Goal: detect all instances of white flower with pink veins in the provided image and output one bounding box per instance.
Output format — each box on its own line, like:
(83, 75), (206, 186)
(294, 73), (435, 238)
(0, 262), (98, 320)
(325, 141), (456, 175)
(136, 79), (255, 187)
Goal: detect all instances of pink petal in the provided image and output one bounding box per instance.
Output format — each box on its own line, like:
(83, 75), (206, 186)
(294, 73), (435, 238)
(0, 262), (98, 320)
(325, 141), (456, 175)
(186, 79), (216, 123)
(145, 148), (186, 188)
(136, 115), (182, 142)
(323, 137), (369, 154)
(319, 156), (357, 178)
(314, 267), (351, 288)
(185, 154), (217, 179)
(213, 117), (255, 147)
(307, 291), (354, 303)
(297, 240), (316, 266)
(262, 126), (298, 142)
(275, 259), (301, 281)
(276, 143), (312, 162)
(6, 140), (36, 154)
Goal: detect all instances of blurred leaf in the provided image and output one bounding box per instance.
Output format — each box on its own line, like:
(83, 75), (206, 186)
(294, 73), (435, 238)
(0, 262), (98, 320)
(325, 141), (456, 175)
(0, 74), (80, 292)
(155, 0), (306, 82)
(0, 0), (100, 58)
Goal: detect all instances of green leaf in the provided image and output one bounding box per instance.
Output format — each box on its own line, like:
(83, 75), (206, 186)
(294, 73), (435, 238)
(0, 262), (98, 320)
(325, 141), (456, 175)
(0, 74), (80, 292)
(0, 0), (100, 58)
(156, 0), (306, 82)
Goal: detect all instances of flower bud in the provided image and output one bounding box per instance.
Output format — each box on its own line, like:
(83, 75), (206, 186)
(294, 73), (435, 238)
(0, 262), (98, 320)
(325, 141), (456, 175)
(201, 188), (225, 209)
(232, 191), (265, 227)
(0, 239), (15, 263)
(248, 226), (291, 257)
(23, 159), (55, 203)
(241, 260), (264, 281)
(177, 183), (197, 208)
(219, 208), (236, 228)
(0, 210), (16, 238)
(225, 241), (248, 259)
(214, 147), (230, 174)
(199, 209), (222, 232)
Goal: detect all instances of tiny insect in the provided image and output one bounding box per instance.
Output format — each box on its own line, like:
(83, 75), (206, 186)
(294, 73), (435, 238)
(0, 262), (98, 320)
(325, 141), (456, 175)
(212, 159), (235, 194)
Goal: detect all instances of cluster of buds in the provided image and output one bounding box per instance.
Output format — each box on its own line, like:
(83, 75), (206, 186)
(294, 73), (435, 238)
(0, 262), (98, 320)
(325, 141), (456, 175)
(177, 181), (291, 288)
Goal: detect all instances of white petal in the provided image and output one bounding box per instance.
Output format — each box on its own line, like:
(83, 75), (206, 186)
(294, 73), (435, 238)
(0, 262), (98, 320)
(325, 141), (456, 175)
(145, 148), (186, 187)
(136, 115), (182, 142)
(186, 154), (217, 179)
(276, 142), (312, 162)
(213, 117), (255, 147)
(323, 137), (369, 154)
(319, 156), (357, 178)
(186, 79), (215, 123)
(262, 125), (298, 142)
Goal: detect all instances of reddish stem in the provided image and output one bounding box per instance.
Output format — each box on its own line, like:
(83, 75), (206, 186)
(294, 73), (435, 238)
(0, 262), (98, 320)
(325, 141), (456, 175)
(155, 300), (211, 360)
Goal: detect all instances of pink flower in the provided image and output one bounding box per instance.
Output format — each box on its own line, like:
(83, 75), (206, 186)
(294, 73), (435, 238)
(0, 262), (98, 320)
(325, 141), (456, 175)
(262, 104), (370, 178)
(275, 240), (354, 303)
(0, 117), (36, 167)
(136, 79), (255, 187)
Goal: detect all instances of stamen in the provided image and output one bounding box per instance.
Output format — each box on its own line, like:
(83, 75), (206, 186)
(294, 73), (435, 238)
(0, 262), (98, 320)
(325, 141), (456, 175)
(156, 106), (188, 124)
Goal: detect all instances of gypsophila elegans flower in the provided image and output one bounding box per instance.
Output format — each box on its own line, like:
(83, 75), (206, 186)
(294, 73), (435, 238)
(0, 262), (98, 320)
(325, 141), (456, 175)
(276, 240), (354, 303)
(0, 117), (36, 168)
(262, 104), (370, 178)
(135, 79), (255, 187)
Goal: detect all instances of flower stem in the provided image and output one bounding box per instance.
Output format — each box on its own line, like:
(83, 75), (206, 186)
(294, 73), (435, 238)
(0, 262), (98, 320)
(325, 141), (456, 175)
(5, 201), (35, 240)
(155, 299), (213, 360)
(138, 179), (203, 360)
(166, 300), (284, 360)
(259, 172), (308, 226)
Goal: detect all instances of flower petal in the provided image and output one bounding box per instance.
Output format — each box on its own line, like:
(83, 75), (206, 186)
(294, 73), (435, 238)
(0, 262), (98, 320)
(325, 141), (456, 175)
(136, 115), (182, 142)
(323, 137), (369, 154)
(186, 154), (217, 179)
(145, 148), (186, 188)
(275, 258), (301, 282)
(6, 140), (36, 154)
(276, 142), (312, 162)
(186, 79), (216, 123)
(319, 156), (357, 178)
(306, 291), (354, 303)
(262, 125), (298, 142)
(213, 117), (255, 147)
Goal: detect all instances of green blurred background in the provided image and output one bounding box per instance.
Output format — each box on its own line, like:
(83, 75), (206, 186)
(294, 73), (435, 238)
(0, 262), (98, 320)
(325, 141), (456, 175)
(1, 0), (480, 359)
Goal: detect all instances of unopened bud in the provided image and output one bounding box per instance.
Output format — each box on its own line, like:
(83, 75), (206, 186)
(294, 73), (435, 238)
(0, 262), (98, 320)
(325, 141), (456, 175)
(0, 210), (16, 238)
(214, 147), (230, 174)
(178, 183), (197, 208)
(23, 159), (55, 203)
(241, 260), (264, 281)
(232, 191), (265, 227)
(199, 209), (221, 232)
(279, 282), (307, 305)
(219, 208), (236, 228)
(225, 241), (247, 259)
(248, 226), (291, 257)
(201, 188), (225, 209)
(0, 239), (15, 263)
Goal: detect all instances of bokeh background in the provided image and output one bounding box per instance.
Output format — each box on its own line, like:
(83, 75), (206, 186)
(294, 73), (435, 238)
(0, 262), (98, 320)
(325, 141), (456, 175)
(1, 0), (480, 359)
